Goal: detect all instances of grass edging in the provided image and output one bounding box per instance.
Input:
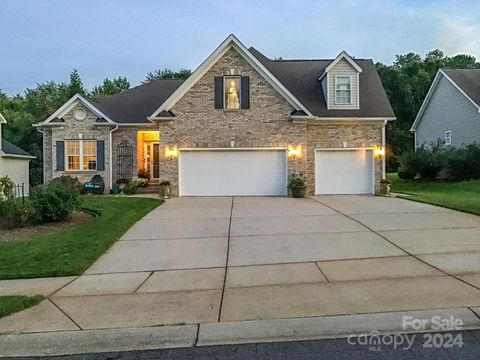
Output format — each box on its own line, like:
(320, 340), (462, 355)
(0, 196), (163, 280)
(0, 295), (44, 319)
(388, 173), (480, 216)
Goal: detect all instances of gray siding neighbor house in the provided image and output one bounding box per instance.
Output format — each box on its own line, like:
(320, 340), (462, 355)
(411, 69), (480, 148)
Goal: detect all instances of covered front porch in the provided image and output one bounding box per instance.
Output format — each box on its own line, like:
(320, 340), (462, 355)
(136, 130), (160, 183)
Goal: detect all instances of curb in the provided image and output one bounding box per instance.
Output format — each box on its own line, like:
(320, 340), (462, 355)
(1, 307), (480, 357)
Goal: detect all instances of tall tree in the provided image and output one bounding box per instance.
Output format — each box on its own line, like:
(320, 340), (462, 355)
(91, 77), (130, 100)
(67, 69), (86, 97)
(143, 68), (191, 83)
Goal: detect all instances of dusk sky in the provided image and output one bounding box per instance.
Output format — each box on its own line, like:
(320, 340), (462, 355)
(1, 0), (479, 95)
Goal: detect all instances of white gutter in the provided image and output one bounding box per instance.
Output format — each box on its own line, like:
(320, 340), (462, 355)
(109, 125), (119, 189)
(382, 120), (387, 179)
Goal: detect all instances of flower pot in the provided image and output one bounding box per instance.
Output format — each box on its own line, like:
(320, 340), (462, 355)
(290, 186), (306, 198)
(159, 185), (170, 199)
(379, 184), (391, 195)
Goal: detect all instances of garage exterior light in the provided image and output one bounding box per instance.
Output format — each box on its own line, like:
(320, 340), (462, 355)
(287, 145), (302, 159)
(374, 146), (385, 159)
(165, 146), (178, 160)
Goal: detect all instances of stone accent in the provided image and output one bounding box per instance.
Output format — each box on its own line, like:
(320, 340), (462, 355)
(49, 103), (113, 190)
(43, 128), (53, 183)
(160, 48), (306, 195)
(111, 128), (138, 184)
(305, 122), (383, 195)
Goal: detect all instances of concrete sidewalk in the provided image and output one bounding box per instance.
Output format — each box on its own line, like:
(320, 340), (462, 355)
(1, 195), (480, 356)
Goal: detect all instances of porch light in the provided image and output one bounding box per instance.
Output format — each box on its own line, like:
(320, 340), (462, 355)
(287, 145), (302, 159)
(374, 146), (385, 159)
(165, 146), (178, 160)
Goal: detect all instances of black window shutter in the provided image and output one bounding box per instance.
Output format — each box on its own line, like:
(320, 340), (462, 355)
(56, 141), (65, 171)
(214, 76), (224, 109)
(241, 76), (250, 109)
(97, 140), (105, 171)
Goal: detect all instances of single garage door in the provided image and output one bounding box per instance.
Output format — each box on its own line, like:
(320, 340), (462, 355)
(315, 149), (374, 194)
(179, 149), (287, 196)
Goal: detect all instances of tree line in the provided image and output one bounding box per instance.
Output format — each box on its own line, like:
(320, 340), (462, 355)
(0, 50), (479, 184)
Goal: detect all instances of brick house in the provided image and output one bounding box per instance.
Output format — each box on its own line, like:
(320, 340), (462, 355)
(34, 35), (395, 196)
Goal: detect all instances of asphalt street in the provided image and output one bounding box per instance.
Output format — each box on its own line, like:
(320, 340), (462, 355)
(4, 330), (480, 360)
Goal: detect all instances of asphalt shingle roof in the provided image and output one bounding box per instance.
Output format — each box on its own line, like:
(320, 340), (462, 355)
(95, 79), (184, 123)
(442, 69), (480, 107)
(249, 47), (395, 118)
(89, 47), (394, 123)
(2, 138), (33, 157)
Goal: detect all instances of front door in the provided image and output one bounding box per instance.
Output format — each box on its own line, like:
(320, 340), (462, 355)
(144, 142), (160, 180)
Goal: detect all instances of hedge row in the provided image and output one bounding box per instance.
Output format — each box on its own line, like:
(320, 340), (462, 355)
(398, 143), (480, 181)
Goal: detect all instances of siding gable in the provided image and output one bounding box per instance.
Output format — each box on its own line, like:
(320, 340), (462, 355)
(416, 75), (480, 147)
(327, 58), (359, 110)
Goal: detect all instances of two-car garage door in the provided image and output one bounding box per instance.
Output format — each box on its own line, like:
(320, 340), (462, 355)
(179, 149), (287, 196)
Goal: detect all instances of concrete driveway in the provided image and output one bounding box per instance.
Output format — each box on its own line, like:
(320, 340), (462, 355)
(2, 195), (480, 333)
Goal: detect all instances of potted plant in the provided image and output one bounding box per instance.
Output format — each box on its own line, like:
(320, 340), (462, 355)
(288, 173), (306, 198)
(379, 178), (391, 195)
(159, 180), (171, 199)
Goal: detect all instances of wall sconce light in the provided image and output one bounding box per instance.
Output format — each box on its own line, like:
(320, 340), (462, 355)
(287, 145), (302, 159)
(374, 146), (385, 159)
(165, 146), (178, 160)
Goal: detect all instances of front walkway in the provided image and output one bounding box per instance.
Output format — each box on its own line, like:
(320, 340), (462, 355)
(2, 195), (480, 341)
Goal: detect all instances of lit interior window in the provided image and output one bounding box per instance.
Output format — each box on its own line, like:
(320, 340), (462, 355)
(224, 76), (240, 109)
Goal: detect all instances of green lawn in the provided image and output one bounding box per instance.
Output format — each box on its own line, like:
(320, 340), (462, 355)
(0, 295), (43, 318)
(388, 173), (480, 215)
(0, 196), (162, 280)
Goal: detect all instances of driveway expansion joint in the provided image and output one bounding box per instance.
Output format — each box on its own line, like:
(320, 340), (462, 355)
(310, 197), (480, 294)
(47, 298), (83, 331)
(218, 196), (234, 323)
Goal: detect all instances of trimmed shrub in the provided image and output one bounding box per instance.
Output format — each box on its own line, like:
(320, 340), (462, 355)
(398, 144), (446, 180)
(0, 198), (36, 229)
(30, 182), (79, 223)
(123, 182), (137, 195)
(445, 144), (480, 181)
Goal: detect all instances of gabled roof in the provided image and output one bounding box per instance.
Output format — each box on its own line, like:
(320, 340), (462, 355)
(0, 112), (6, 124)
(411, 69), (480, 131)
(318, 51), (363, 80)
(36, 93), (116, 126)
(442, 69), (480, 109)
(249, 48), (395, 119)
(149, 34), (313, 118)
(1, 139), (34, 159)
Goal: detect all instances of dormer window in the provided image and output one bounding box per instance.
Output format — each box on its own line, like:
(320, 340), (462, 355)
(335, 76), (352, 105)
(224, 76), (240, 109)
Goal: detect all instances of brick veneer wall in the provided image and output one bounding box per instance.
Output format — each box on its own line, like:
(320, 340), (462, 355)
(159, 47), (307, 195)
(305, 122), (383, 195)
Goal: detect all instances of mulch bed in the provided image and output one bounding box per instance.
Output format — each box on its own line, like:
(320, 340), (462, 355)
(0, 210), (95, 242)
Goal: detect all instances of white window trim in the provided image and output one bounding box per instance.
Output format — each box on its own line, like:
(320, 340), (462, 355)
(445, 130), (452, 146)
(65, 139), (97, 171)
(223, 75), (241, 110)
(334, 75), (353, 105)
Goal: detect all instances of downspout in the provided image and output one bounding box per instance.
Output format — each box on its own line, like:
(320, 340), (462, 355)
(36, 127), (46, 184)
(109, 125), (119, 189)
(382, 120), (387, 179)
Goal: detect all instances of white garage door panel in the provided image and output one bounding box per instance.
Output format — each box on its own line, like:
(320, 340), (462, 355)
(180, 150), (287, 196)
(315, 149), (374, 195)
